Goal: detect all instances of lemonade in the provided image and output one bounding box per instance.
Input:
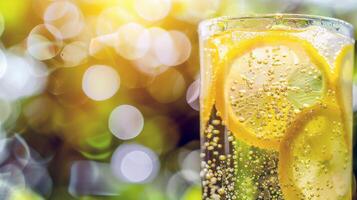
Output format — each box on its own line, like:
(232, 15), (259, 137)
(199, 15), (354, 200)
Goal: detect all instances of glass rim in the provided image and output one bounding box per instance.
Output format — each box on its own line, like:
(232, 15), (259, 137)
(199, 13), (355, 38)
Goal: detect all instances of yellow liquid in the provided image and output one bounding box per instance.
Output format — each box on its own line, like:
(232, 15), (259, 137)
(200, 26), (354, 200)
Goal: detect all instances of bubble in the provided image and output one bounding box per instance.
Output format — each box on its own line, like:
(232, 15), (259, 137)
(186, 79), (200, 111)
(82, 65), (120, 101)
(108, 105), (144, 140)
(132, 27), (170, 76)
(0, 53), (47, 100)
(61, 41), (88, 67)
(44, 1), (85, 39)
(172, 0), (221, 23)
(134, 0), (171, 21)
(181, 150), (201, 183)
(69, 161), (119, 197)
(111, 144), (159, 183)
(27, 24), (63, 61)
(147, 68), (186, 103)
(115, 23), (151, 60)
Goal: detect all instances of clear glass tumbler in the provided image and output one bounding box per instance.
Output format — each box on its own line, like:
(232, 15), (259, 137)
(199, 14), (355, 200)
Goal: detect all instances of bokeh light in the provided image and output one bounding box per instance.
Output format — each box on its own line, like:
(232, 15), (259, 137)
(11, 135), (31, 168)
(0, 99), (11, 126)
(186, 79), (200, 111)
(166, 172), (192, 200)
(167, 30), (192, 66)
(0, 49), (7, 79)
(0, 164), (26, 193)
(115, 23), (151, 60)
(44, 1), (85, 39)
(180, 150), (200, 183)
(181, 185), (202, 200)
(60, 41), (88, 67)
(153, 30), (191, 67)
(108, 105), (144, 140)
(147, 68), (186, 103)
(132, 27), (170, 76)
(89, 33), (117, 58)
(111, 144), (159, 183)
(27, 24), (63, 61)
(0, 134), (52, 199)
(0, 53), (47, 100)
(7, 188), (44, 200)
(24, 96), (54, 132)
(82, 65), (120, 101)
(69, 161), (119, 197)
(134, 0), (171, 21)
(0, 100), (21, 131)
(23, 163), (52, 197)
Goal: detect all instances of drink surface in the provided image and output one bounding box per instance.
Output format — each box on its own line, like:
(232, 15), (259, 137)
(200, 25), (354, 200)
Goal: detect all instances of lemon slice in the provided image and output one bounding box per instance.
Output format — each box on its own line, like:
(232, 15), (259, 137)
(201, 41), (220, 127)
(279, 104), (351, 200)
(335, 44), (354, 150)
(215, 32), (330, 150)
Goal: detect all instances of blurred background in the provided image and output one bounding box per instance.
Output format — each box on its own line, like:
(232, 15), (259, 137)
(0, 0), (355, 199)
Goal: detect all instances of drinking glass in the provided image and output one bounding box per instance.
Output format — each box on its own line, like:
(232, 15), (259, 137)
(199, 14), (355, 200)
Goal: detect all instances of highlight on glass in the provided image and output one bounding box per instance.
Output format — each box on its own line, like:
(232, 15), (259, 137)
(199, 14), (355, 200)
